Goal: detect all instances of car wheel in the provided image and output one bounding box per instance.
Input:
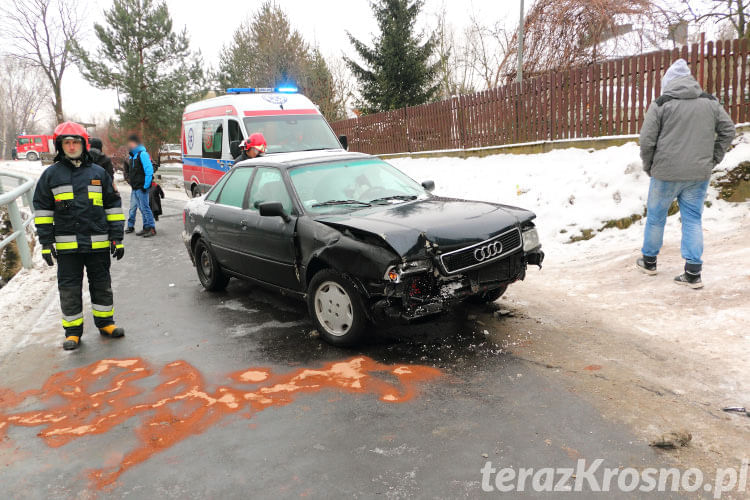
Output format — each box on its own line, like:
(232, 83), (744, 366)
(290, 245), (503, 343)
(26, 152), (38, 161)
(307, 269), (368, 346)
(467, 284), (508, 305)
(194, 240), (229, 291)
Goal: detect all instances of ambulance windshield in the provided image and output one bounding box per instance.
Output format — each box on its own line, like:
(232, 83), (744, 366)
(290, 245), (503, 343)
(242, 115), (342, 154)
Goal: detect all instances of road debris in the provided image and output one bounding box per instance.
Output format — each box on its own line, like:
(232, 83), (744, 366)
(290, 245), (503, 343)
(649, 430), (692, 449)
(722, 406), (750, 417)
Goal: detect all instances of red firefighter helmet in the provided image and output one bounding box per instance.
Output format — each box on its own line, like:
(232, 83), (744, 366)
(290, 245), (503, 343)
(53, 122), (89, 151)
(243, 133), (267, 154)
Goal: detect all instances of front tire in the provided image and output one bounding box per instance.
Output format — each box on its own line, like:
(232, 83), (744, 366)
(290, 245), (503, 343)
(26, 152), (39, 161)
(307, 269), (368, 346)
(194, 240), (229, 291)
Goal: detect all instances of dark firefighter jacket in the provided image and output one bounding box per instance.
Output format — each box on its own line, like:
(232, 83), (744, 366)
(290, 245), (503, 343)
(33, 156), (125, 253)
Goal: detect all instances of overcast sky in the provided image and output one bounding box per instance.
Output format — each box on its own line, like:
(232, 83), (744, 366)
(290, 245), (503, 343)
(63, 0), (524, 123)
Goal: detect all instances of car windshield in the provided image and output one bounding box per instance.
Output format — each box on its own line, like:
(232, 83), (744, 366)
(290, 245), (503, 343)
(289, 158), (427, 214)
(242, 115), (341, 154)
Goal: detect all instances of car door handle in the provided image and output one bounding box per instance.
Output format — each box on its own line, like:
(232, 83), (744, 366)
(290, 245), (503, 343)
(240, 220), (248, 230)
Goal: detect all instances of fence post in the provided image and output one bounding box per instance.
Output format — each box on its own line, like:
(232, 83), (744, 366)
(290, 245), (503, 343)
(6, 199), (33, 270)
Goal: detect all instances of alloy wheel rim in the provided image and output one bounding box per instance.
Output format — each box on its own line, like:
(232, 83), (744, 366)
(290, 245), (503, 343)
(199, 250), (212, 278)
(314, 281), (353, 336)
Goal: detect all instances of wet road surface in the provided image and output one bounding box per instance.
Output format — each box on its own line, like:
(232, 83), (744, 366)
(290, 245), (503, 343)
(0, 194), (680, 498)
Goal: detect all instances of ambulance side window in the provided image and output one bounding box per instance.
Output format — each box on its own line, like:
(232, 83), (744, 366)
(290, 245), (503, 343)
(202, 120), (223, 159)
(228, 119), (242, 145)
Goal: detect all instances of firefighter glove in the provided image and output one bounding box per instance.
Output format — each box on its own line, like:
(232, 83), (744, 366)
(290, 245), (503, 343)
(41, 244), (57, 266)
(111, 240), (125, 260)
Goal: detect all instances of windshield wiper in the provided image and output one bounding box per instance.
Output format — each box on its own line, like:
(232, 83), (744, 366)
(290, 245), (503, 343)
(369, 195), (418, 204)
(299, 147), (333, 152)
(311, 199), (372, 207)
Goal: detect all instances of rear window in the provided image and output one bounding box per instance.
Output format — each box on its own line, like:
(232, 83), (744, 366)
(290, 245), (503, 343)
(242, 115), (340, 154)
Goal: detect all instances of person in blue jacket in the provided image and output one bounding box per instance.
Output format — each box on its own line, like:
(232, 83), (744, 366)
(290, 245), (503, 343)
(124, 134), (157, 237)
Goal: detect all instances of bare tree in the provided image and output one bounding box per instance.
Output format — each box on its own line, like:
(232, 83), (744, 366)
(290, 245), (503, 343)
(681, 0), (750, 38)
(466, 14), (516, 89)
(0, 57), (50, 159)
(0, 0), (84, 124)
(434, 7), (477, 97)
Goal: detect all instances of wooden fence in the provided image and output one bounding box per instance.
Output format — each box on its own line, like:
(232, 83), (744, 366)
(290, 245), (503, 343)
(331, 38), (750, 155)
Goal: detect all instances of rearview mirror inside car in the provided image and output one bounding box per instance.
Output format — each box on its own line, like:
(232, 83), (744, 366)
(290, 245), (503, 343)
(338, 135), (348, 150)
(258, 201), (290, 222)
(229, 140), (241, 159)
(421, 180), (435, 192)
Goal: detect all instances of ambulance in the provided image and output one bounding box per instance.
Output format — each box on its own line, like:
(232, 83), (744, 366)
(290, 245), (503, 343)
(181, 87), (346, 197)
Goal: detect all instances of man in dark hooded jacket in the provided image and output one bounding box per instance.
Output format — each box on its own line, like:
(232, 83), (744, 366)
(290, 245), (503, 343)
(88, 137), (114, 179)
(637, 59), (735, 288)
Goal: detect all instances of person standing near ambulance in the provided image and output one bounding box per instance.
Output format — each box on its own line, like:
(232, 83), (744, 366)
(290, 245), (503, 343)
(125, 134), (157, 237)
(33, 122), (126, 351)
(233, 133), (267, 164)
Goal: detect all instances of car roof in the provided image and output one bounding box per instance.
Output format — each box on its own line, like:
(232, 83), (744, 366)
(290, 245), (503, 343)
(233, 150), (376, 169)
(183, 92), (320, 119)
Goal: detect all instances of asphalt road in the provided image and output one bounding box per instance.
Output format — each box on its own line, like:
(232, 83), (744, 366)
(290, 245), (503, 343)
(0, 194), (681, 499)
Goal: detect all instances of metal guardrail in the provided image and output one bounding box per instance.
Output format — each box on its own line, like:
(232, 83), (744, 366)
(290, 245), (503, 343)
(0, 170), (36, 269)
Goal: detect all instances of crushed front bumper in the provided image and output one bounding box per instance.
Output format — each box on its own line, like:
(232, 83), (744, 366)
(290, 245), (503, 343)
(369, 249), (542, 323)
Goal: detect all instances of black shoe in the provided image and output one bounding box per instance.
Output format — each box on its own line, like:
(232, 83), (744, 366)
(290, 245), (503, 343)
(636, 255), (657, 275)
(135, 228), (149, 236)
(675, 263), (703, 289)
(674, 273), (703, 289)
(63, 336), (81, 350)
(142, 228), (157, 238)
(125, 227), (135, 234)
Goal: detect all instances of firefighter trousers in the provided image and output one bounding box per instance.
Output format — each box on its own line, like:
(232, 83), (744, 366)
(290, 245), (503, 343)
(57, 252), (115, 337)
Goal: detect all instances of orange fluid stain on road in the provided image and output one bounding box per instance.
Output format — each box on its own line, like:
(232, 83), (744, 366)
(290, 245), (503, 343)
(0, 357), (440, 490)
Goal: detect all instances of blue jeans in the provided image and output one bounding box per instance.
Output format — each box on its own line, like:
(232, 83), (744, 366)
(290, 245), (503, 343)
(641, 178), (709, 265)
(127, 187), (155, 230)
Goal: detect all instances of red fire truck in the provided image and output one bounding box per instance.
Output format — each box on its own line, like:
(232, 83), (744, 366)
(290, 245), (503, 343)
(15, 134), (54, 161)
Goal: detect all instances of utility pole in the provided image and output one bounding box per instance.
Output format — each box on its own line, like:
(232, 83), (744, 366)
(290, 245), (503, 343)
(517, 0), (524, 83)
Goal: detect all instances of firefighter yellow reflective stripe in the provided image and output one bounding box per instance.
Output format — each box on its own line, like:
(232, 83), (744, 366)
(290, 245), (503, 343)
(106, 213), (125, 221)
(91, 234), (109, 249)
(35, 210), (54, 225)
(92, 304), (114, 318)
(52, 185), (74, 201)
(55, 235), (78, 251)
(62, 314), (84, 328)
(116, 244), (124, 249)
(42, 249), (52, 254)
(88, 192), (103, 206)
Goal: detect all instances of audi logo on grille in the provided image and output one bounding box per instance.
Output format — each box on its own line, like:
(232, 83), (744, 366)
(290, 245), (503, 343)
(473, 241), (503, 262)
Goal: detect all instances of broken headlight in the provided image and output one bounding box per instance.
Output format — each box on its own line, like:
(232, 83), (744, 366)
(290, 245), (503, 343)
(522, 226), (540, 252)
(384, 259), (433, 282)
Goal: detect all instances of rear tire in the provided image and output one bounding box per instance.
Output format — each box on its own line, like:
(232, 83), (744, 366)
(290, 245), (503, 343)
(194, 240), (229, 291)
(26, 152), (39, 161)
(307, 269), (368, 346)
(467, 284), (507, 305)
(191, 184), (200, 198)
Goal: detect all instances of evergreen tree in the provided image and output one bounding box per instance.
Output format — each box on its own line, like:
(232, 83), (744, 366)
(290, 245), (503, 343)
(73, 0), (204, 152)
(216, 1), (346, 122)
(345, 0), (439, 114)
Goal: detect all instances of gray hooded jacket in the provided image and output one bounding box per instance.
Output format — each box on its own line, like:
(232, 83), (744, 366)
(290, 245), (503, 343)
(639, 61), (735, 181)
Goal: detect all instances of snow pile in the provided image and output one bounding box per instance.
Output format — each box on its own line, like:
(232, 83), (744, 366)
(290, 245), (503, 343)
(389, 134), (750, 260)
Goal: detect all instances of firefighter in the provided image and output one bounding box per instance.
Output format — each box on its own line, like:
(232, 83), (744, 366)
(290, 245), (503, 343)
(233, 132), (267, 164)
(33, 122), (126, 351)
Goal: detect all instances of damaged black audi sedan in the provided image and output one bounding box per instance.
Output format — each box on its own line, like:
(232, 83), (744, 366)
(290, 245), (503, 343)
(182, 151), (544, 345)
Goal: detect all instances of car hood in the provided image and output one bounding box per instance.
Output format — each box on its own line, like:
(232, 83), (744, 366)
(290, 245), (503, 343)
(314, 197), (535, 257)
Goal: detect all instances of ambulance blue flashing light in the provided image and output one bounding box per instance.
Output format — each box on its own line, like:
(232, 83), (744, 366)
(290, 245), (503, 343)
(226, 86), (299, 94)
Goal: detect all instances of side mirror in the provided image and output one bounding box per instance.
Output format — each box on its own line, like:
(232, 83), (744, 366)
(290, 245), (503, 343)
(229, 140), (241, 159)
(338, 135), (348, 151)
(258, 201), (290, 222)
(421, 180), (435, 192)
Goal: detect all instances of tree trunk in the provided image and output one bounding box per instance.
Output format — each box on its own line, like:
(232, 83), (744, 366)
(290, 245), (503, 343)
(53, 85), (64, 124)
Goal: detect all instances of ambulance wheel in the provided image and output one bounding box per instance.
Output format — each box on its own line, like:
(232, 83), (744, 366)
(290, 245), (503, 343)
(26, 152), (39, 161)
(195, 240), (229, 291)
